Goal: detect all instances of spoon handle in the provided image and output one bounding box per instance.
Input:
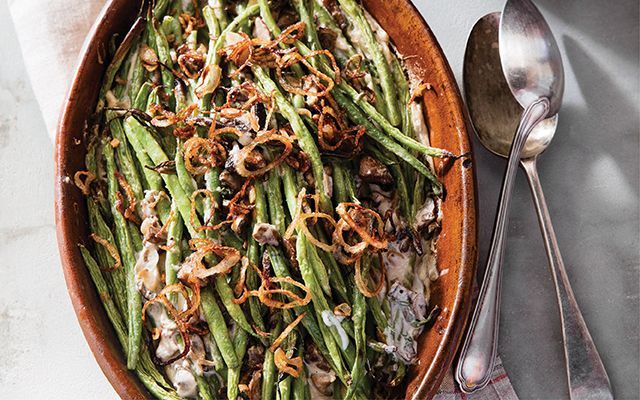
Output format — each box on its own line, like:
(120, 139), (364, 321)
(520, 158), (613, 400)
(455, 98), (549, 393)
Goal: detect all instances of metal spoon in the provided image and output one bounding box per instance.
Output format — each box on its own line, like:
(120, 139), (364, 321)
(457, 4), (613, 400)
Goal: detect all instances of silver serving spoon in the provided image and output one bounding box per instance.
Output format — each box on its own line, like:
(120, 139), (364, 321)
(457, 4), (613, 400)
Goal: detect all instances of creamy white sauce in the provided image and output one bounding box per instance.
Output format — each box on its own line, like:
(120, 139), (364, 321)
(321, 310), (349, 350)
(146, 302), (181, 362)
(384, 282), (428, 364)
(383, 241), (413, 285)
(225, 31), (245, 47)
(135, 242), (162, 293)
(415, 197), (435, 228)
(238, 131), (253, 146)
(254, 17), (272, 41)
(166, 359), (198, 398)
(135, 191), (167, 294)
(226, 142), (241, 170)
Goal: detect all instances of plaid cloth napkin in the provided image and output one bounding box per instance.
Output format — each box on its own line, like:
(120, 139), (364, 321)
(8, 0), (519, 398)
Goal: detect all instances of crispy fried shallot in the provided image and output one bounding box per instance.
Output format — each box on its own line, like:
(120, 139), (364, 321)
(90, 233), (121, 271)
(334, 303), (352, 317)
(274, 347), (303, 378)
(235, 273), (312, 310)
(114, 171), (140, 224)
(183, 136), (227, 175)
(187, 238), (242, 279)
(74, 170), (96, 195)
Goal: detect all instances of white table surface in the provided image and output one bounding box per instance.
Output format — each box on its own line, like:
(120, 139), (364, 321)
(0, 1), (637, 399)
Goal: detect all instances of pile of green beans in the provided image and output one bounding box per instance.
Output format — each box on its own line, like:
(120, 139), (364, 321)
(77, 0), (448, 398)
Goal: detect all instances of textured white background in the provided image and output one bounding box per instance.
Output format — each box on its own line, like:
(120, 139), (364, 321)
(0, 0), (638, 399)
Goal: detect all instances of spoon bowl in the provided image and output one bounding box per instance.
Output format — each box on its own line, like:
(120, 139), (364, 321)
(464, 12), (558, 160)
(500, 0), (565, 116)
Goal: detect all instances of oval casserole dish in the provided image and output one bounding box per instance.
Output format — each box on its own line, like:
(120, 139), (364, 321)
(55, 0), (477, 398)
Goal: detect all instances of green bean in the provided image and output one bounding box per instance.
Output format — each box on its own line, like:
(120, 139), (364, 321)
(133, 82), (153, 110)
(103, 139), (142, 369)
(256, 0), (307, 115)
(209, 0), (228, 30)
(264, 231), (345, 383)
(195, 375), (214, 400)
(161, 15), (183, 46)
(262, 344), (277, 400)
(392, 56), (413, 139)
(247, 237), (267, 333)
(108, 114), (144, 202)
(344, 288), (366, 400)
(128, 41), (146, 103)
(98, 18), (145, 103)
(307, 239), (332, 297)
(122, 118), (171, 223)
(206, 331), (225, 372)
(200, 289), (239, 369)
(198, 4), (259, 99)
(153, 0), (171, 17)
(152, 18), (175, 105)
(87, 199), (128, 319)
(266, 169), (287, 235)
(214, 275), (256, 337)
(175, 139), (198, 198)
(79, 246), (128, 346)
(297, 235), (349, 373)
(292, 0), (321, 52)
(281, 166), (300, 219)
(336, 0), (400, 126)
(164, 201), (183, 287)
(227, 329), (248, 400)
(292, 345), (308, 400)
(313, 226), (349, 303)
(277, 376), (292, 400)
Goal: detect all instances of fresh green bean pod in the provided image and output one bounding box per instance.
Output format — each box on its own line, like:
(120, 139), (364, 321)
(226, 329), (248, 400)
(164, 201), (183, 287)
(200, 289), (239, 369)
(103, 139), (143, 369)
(336, 0), (400, 126)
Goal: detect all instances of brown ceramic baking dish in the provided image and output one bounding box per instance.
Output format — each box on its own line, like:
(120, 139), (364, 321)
(54, 0), (477, 398)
